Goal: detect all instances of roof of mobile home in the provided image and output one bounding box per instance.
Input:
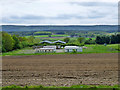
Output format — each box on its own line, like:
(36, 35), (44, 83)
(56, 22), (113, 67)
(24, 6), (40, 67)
(40, 40), (66, 44)
(40, 40), (53, 44)
(65, 46), (82, 49)
(53, 40), (66, 44)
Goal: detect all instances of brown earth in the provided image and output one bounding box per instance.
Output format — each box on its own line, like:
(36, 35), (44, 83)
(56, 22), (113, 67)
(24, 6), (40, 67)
(2, 53), (119, 87)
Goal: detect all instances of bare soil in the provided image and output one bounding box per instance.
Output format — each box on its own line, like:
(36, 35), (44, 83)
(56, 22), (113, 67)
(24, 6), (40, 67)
(2, 53), (119, 87)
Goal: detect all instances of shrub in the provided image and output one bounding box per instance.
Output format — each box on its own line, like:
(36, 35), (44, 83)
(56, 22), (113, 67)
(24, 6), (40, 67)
(72, 49), (77, 53)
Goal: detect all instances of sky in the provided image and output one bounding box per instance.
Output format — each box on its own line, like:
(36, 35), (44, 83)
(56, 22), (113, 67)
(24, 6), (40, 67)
(0, 0), (119, 25)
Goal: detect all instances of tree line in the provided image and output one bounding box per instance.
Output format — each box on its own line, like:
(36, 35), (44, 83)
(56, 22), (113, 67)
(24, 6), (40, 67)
(2, 32), (37, 52)
(95, 34), (120, 44)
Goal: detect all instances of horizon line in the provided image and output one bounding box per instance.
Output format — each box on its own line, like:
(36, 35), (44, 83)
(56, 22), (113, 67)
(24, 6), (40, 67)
(0, 24), (118, 26)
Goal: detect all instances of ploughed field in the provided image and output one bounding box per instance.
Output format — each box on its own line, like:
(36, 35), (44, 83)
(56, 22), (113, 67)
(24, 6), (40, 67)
(2, 53), (119, 87)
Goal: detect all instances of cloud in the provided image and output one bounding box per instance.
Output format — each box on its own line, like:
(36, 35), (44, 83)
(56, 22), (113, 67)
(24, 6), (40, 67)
(0, 0), (118, 25)
(69, 2), (117, 7)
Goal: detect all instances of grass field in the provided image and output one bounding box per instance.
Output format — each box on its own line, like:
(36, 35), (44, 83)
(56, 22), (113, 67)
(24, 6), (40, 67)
(25, 34), (69, 38)
(2, 44), (119, 56)
(2, 85), (120, 89)
(85, 37), (95, 40)
(83, 44), (119, 53)
(51, 35), (69, 37)
(1, 47), (34, 56)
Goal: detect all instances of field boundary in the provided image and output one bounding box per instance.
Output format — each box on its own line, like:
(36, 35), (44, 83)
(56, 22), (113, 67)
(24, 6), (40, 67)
(2, 85), (120, 89)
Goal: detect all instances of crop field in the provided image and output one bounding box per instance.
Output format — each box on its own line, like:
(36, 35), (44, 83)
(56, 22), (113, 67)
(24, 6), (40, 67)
(2, 53), (119, 87)
(25, 34), (69, 38)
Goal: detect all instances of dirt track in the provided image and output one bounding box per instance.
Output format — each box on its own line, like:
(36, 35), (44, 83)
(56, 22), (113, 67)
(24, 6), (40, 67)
(2, 53), (119, 86)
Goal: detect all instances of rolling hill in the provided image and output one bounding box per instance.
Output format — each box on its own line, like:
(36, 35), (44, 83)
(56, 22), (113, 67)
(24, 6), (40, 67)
(1, 25), (118, 32)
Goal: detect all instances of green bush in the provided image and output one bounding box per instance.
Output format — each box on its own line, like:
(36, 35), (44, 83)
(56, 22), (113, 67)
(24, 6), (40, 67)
(21, 41), (29, 48)
(72, 49), (77, 53)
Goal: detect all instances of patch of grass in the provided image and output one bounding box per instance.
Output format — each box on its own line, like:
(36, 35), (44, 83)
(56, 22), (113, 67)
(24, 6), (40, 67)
(2, 85), (120, 89)
(107, 44), (120, 51)
(34, 31), (52, 35)
(34, 35), (49, 37)
(51, 34), (69, 37)
(2, 47), (34, 56)
(85, 37), (95, 40)
(25, 35), (69, 38)
(25, 35), (49, 38)
(83, 44), (119, 53)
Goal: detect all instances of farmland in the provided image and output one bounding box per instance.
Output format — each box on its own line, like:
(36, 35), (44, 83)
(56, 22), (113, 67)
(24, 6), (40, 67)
(1, 25), (119, 54)
(2, 53), (118, 87)
(1, 25), (120, 88)
(25, 34), (69, 38)
(2, 44), (119, 56)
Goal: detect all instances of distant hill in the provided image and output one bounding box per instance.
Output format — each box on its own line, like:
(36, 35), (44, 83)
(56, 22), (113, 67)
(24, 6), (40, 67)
(1, 25), (118, 32)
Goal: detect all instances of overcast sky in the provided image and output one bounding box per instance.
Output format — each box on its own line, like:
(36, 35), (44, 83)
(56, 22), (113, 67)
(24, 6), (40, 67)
(0, 0), (119, 25)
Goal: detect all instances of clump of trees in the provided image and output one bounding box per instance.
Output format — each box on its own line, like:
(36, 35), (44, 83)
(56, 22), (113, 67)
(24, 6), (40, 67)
(95, 34), (120, 44)
(95, 36), (110, 44)
(77, 37), (85, 44)
(64, 34), (120, 45)
(64, 37), (70, 43)
(85, 38), (95, 44)
(2, 32), (15, 52)
(2, 32), (39, 52)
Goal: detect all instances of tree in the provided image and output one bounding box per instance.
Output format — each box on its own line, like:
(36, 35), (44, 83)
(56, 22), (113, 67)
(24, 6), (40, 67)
(77, 37), (85, 43)
(19, 37), (27, 42)
(48, 35), (51, 37)
(95, 36), (102, 44)
(28, 36), (34, 44)
(105, 36), (110, 44)
(21, 41), (28, 48)
(95, 36), (110, 44)
(116, 34), (120, 43)
(12, 35), (22, 49)
(64, 37), (70, 43)
(2, 32), (15, 52)
(111, 35), (117, 44)
(33, 38), (40, 44)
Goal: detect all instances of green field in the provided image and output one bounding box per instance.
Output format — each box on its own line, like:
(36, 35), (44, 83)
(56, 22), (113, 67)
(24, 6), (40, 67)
(40, 38), (64, 42)
(83, 44), (119, 53)
(51, 34), (69, 37)
(34, 31), (52, 35)
(85, 37), (95, 40)
(25, 34), (69, 38)
(2, 44), (119, 56)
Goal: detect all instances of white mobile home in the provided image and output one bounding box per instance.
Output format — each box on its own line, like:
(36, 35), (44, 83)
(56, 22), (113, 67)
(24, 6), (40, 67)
(64, 46), (82, 52)
(39, 48), (55, 52)
(43, 46), (56, 51)
(35, 46), (56, 53)
(35, 48), (55, 53)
